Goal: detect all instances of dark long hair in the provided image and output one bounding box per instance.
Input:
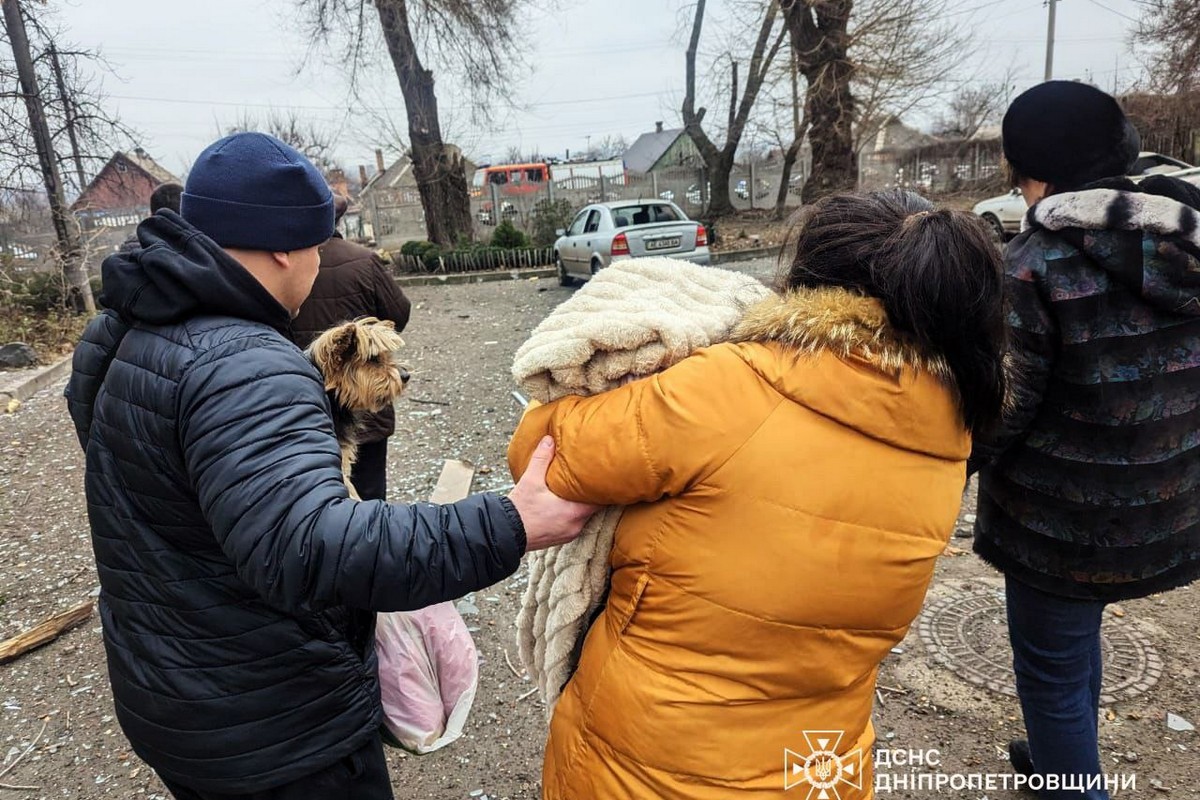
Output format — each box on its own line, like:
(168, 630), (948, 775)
(776, 190), (1008, 433)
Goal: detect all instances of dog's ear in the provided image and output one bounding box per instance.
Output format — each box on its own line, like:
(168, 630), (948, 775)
(311, 322), (359, 389)
(327, 323), (358, 365)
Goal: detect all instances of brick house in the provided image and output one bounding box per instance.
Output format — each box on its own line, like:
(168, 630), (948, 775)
(71, 149), (180, 231)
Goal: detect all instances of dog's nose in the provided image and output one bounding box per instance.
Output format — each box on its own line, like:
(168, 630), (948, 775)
(399, 367), (411, 384)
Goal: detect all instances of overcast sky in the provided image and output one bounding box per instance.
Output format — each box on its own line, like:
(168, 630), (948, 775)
(56, 0), (1149, 178)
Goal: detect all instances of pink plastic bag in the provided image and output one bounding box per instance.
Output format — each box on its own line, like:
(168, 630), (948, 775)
(374, 602), (479, 754)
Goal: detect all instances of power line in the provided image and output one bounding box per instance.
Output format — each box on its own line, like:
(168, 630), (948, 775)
(107, 88), (674, 112)
(1085, 0), (1143, 22)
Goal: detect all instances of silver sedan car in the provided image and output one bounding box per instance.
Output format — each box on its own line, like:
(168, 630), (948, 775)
(553, 200), (710, 286)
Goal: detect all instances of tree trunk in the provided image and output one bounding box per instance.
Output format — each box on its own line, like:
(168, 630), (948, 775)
(375, 0), (472, 246)
(683, 0), (783, 219)
(773, 134), (806, 220)
(781, 0), (857, 204)
(707, 152), (737, 218)
(801, 57), (856, 203)
(2, 0), (94, 313)
(49, 44), (87, 194)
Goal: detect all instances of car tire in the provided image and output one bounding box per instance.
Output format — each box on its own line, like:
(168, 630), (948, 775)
(981, 213), (1006, 242)
(590, 258), (602, 277)
(556, 254), (573, 287)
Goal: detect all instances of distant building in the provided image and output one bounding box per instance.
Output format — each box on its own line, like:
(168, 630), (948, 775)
(360, 148), (475, 249)
(71, 149), (180, 230)
(866, 116), (939, 154)
(623, 122), (702, 174)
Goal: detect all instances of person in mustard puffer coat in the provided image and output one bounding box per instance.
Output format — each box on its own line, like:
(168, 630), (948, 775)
(508, 190), (1010, 799)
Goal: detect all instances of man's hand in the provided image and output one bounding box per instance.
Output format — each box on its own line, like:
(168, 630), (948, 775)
(508, 436), (599, 551)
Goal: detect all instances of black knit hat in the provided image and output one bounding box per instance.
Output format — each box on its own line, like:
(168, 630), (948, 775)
(1002, 81), (1140, 189)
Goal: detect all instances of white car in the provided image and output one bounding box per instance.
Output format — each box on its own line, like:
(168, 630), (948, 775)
(973, 188), (1026, 240)
(973, 152), (1195, 240)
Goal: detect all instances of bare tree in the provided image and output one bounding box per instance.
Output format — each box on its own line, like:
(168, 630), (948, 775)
(585, 134), (629, 161)
(0, 0), (130, 312)
(299, 0), (533, 246)
(225, 110), (338, 173)
(1132, 0), (1200, 94)
(683, 0), (786, 217)
(752, 41), (810, 219)
(849, 0), (976, 155)
(932, 76), (1013, 141)
(778, 0), (981, 202)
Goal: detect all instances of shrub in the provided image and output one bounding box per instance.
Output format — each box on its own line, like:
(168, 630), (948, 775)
(490, 220), (529, 250)
(418, 243), (443, 269)
(530, 198), (576, 247)
(399, 240), (430, 257)
(0, 270), (101, 314)
(0, 269), (96, 360)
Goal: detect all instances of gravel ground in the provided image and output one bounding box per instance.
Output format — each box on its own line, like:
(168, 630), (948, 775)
(0, 257), (1196, 799)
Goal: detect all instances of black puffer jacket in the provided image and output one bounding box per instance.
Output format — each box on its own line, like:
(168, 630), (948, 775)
(65, 210), (526, 793)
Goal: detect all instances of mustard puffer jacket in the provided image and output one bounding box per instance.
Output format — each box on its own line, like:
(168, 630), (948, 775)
(509, 288), (970, 799)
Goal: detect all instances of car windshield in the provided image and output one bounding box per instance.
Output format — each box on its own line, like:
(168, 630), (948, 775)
(611, 204), (681, 228)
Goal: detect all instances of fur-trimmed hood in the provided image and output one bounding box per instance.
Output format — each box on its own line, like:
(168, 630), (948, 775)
(1026, 175), (1200, 316)
(732, 286), (953, 381)
(731, 287), (969, 460)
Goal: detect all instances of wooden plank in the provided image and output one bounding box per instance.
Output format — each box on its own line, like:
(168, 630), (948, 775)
(0, 601), (93, 664)
(429, 459), (475, 504)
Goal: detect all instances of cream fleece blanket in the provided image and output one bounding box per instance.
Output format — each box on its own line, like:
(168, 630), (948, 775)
(512, 257), (769, 714)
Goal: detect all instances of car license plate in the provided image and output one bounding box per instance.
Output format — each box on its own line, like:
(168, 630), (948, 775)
(646, 237), (681, 251)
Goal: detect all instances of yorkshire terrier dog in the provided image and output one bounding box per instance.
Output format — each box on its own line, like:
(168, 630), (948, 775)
(307, 317), (409, 499)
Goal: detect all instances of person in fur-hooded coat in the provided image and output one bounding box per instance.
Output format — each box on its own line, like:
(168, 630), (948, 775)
(508, 191), (1009, 800)
(970, 81), (1200, 800)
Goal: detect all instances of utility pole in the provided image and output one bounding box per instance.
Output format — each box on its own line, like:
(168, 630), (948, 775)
(1044, 0), (1059, 81)
(48, 42), (88, 194)
(1, 0), (94, 312)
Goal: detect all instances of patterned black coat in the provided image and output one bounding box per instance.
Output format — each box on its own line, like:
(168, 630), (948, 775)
(65, 210), (525, 792)
(971, 176), (1200, 601)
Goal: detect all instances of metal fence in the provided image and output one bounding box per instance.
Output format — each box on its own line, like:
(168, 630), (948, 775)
(468, 162), (812, 240)
(859, 140), (1006, 195)
(392, 246), (554, 274)
(365, 141), (1007, 248)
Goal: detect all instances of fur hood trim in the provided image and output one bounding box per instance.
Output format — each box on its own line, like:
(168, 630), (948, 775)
(1032, 186), (1200, 243)
(731, 287), (954, 383)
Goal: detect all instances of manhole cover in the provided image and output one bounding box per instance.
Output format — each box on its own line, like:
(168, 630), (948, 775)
(916, 587), (1163, 704)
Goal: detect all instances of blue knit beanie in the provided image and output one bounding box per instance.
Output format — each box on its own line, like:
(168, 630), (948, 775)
(181, 132), (335, 252)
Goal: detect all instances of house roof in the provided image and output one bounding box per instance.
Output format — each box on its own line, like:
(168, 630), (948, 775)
(362, 152), (477, 195)
(123, 149), (177, 184)
(868, 117), (939, 153)
(362, 156), (415, 194)
(71, 150), (180, 212)
(623, 128), (687, 173)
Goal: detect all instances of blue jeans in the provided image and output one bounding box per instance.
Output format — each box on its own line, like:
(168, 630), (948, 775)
(1006, 575), (1108, 800)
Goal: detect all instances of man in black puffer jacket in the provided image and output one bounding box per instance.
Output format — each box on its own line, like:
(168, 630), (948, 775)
(64, 132), (594, 800)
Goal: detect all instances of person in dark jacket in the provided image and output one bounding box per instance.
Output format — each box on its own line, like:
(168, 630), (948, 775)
(971, 82), (1200, 799)
(65, 132), (594, 800)
(291, 194), (411, 500)
(118, 181), (183, 254)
